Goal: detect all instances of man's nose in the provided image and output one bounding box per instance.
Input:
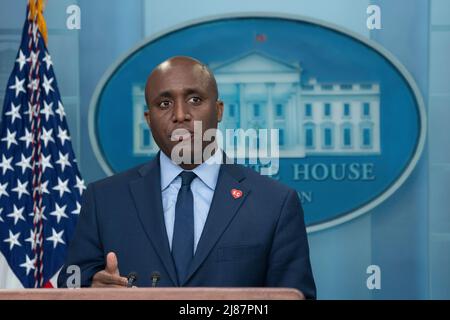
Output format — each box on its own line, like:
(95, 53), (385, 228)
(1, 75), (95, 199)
(173, 100), (190, 122)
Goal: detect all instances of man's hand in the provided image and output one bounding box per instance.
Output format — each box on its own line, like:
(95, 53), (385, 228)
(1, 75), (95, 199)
(91, 252), (128, 288)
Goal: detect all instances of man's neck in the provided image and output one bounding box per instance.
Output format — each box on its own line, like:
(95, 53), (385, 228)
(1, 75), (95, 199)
(179, 163), (199, 170)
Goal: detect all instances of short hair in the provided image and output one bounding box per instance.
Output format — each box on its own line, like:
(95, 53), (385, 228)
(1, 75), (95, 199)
(145, 56), (219, 106)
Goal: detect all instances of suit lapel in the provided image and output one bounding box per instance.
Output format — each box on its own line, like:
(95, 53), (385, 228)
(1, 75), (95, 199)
(129, 155), (179, 286)
(183, 163), (250, 285)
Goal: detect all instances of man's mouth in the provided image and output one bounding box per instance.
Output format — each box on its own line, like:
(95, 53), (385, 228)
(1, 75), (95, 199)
(170, 131), (193, 142)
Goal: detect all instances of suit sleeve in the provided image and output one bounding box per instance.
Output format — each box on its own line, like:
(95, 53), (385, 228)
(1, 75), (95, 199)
(265, 189), (317, 299)
(57, 183), (105, 287)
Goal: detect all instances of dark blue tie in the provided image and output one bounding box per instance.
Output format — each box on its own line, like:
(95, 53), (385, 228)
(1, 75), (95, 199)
(172, 171), (196, 284)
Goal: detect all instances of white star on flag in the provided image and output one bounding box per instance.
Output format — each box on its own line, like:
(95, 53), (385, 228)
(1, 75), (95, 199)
(8, 76), (26, 97)
(0, 155), (14, 174)
(52, 177), (70, 198)
(38, 180), (50, 195)
(24, 102), (36, 122)
(12, 179), (30, 200)
(28, 50), (39, 70)
(5, 103), (22, 123)
(4, 230), (21, 250)
(49, 203), (68, 224)
(46, 228), (65, 249)
(0, 182), (9, 199)
(72, 202), (81, 215)
(57, 127), (70, 146)
(42, 74), (54, 95)
(27, 78), (39, 92)
(40, 154), (53, 172)
(29, 207), (48, 222)
(40, 100), (54, 121)
(0, 208), (3, 222)
(19, 128), (33, 148)
(55, 101), (66, 121)
(40, 127), (55, 147)
(75, 176), (86, 195)
(16, 49), (27, 71)
(56, 151), (71, 172)
(42, 51), (53, 70)
(7, 205), (26, 225)
(15, 154), (32, 174)
(25, 229), (42, 250)
(20, 255), (36, 276)
(1, 129), (18, 149)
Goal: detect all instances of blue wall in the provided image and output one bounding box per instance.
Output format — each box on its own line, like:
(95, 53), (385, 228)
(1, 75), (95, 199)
(1, 0), (448, 299)
(369, 0), (429, 299)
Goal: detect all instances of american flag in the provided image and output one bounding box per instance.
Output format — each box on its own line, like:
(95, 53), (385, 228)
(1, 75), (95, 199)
(0, 1), (84, 288)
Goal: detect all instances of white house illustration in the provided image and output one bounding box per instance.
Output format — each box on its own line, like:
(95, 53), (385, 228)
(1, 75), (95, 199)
(132, 52), (380, 157)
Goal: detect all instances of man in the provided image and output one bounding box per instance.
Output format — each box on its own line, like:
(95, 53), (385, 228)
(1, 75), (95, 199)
(58, 56), (316, 299)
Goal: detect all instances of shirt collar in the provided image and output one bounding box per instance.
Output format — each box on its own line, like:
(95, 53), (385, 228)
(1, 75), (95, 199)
(159, 149), (222, 191)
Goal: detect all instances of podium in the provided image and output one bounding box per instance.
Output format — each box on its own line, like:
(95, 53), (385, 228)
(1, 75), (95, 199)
(0, 287), (304, 300)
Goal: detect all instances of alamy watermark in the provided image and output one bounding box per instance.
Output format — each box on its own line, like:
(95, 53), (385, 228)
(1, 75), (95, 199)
(366, 264), (381, 290)
(66, 4), (81, 30)
(65, 264), (81, 288)
(367, 5), (382, 30)
(170, 121), (280, 176)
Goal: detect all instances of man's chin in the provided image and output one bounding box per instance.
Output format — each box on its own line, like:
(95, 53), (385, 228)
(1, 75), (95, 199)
(167, 141), (204, 165)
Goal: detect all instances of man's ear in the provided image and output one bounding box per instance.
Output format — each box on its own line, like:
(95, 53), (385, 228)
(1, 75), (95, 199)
(144, 109), (151, 127)
(216, 100), (224, 122)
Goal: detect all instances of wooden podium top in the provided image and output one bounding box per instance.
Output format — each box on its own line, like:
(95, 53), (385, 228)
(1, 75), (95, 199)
(0, 287), (304, 300)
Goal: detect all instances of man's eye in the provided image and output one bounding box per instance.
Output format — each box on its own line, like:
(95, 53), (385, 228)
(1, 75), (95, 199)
(188, 97), (202, 105)
(158, 100), (171, 108)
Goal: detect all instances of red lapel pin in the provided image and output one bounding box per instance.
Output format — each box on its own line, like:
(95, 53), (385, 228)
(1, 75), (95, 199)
(231, 188), (243, 199)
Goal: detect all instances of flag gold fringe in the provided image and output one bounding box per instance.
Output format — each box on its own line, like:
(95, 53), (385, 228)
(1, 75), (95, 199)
(28, 0), (48, 46)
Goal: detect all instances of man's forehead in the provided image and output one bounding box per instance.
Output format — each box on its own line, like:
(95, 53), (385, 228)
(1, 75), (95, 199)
(152, 59), (206, 79)
(148, 61), (210, 93)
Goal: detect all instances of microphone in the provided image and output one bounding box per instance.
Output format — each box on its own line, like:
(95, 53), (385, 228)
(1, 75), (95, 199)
(151, 271), (160, 287)
(126, 272), (138, 288)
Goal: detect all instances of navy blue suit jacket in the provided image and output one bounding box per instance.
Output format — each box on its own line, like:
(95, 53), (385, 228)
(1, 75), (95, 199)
(58, 155), (316, 299)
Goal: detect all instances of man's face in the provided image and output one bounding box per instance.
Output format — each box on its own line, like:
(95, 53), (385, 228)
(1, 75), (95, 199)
(144, 58), (223, 166)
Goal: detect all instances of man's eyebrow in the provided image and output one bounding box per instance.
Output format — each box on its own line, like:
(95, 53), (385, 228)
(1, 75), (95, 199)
(153, 91), (172, 99)
(153, 87), (206, 99)
(183, 87), (206, 96)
